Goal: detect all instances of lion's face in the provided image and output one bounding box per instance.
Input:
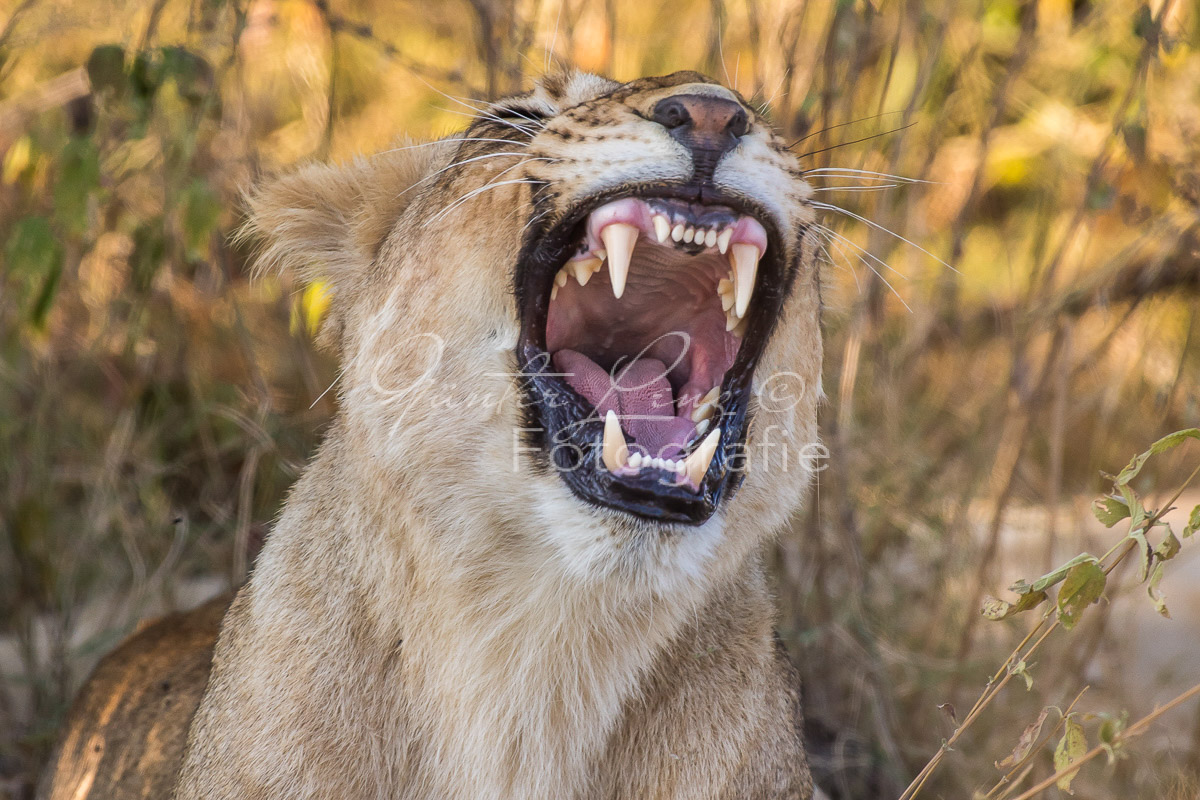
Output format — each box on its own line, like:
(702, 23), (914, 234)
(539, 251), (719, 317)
(284, 70), (822, 586)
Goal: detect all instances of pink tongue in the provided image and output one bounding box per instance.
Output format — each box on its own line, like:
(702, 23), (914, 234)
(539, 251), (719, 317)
(552, 350), (697, 460)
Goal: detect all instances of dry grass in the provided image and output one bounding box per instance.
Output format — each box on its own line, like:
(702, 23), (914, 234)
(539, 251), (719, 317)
(2, 1), (1200, 798)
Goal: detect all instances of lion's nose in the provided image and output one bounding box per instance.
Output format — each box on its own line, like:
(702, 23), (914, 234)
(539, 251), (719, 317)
(652, 94), (750, 157)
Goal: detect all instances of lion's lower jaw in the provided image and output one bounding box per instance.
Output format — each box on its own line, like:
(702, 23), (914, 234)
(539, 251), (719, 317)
(175, 447), (810, 799)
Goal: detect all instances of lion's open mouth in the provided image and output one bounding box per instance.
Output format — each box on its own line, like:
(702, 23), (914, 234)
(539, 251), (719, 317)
(516, 188), (785, 524)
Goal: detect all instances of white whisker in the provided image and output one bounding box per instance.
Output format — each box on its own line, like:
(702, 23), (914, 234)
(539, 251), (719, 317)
(811, 201), (958, 273)
(395, 152), (554, 200)
(814, 225), (911, 311)
(430, 176), (540, 224)
(812, 184), (900, 193)
(377, 137), (528, 155)
(815, 223), (908, 280)
(804, 167), (936, 185)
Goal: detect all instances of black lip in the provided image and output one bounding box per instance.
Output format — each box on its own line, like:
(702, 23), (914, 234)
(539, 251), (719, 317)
(513, 182), (791, 525)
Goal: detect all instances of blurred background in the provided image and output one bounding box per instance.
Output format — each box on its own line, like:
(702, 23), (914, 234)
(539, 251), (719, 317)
(1, 0), (1199, 798)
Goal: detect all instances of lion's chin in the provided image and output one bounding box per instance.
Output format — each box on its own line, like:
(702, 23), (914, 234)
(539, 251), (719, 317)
(516, 187), (787, 525)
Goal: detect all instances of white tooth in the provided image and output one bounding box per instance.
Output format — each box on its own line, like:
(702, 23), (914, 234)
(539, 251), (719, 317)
(602, 410), (629, 472)
(600, 223), (637, 299)
(717, 228), (733, 255)
(704, 229), (717, 248)
(717, 277), (734, 309)
(684, 428), (720, 486)
(683, 226), (695, 244)
(551, 284), (559, 301)
(732, 315), (748, 338)
(652, 215), (671, 243)
(574, 256), (601, 286)
(726, 311), (739, 332)
(671, 223), (685, 242)
(554, 269), (569, 288)
(731, 243), (760, 318)
(651, 457), (663, 469)
(690, 386), (720, 422)
(694, 417), (711, 436)
(629, 452), (643, 469)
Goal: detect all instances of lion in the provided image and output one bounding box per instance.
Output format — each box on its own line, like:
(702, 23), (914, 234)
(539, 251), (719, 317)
(38, 69), (825, 799)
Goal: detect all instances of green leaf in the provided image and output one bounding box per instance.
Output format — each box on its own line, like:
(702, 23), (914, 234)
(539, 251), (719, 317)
(1116, 429), (1200, 486)
(1092, 495), (1130, 528)
(181, 179), (221, 259)
(1183, 506), (1199, 539)
(1097, 711), (1128, 765)
(1010, 553), (1099, 595)
(983, 590), (1047, 621)
(1129, 527), (1152, 582)
(85, 44), (127, 96)
(1056, 561), (1106, 630)
(53, 136), (101, 236)
(1154, 528), (1181, 562)
(1008, 658), (1035, 691)
(1147, 561), (1169, 618)
(1054, 717), (1087, 793)
(5, 216), (60, 277)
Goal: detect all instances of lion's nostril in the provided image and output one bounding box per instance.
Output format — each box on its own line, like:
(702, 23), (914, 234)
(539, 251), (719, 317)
(727, 108), (749, 138)
(652, 97), (693, 130)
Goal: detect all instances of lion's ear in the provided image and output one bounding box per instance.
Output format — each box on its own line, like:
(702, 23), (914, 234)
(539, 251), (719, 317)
(241, 141), (449, 352)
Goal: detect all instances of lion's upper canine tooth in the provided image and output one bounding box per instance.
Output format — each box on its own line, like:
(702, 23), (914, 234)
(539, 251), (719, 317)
(602, 410), (629, 472)
(652, 215), (671, 243)
(684, 427), (720, 487)
(730, 242), (760, 318)
(717, 228), (733, 255)
(600, 223), (637, 299)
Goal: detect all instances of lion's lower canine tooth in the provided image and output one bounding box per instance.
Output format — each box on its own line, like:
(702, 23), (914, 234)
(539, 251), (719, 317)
(684, 428), (720, 486)
(717, 228), (733, 254)
(652, 215), (671, 243)
(601, 223), (637, 299)
(731, 243), (760, 318)
(602, 410), (629, 472)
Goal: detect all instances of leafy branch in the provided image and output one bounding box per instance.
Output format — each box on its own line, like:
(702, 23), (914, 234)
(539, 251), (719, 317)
(900, 429), (1200, 800)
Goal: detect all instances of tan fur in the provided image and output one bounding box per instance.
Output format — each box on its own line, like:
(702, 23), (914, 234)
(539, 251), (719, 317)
(41, 70), (822, 799)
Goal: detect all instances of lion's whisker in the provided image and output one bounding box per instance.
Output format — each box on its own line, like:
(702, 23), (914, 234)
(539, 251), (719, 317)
(811, 200), (958, 273)
(813, 225), (911, 311)
(814, 222), (909, 280)
(396, 152), (555, 200)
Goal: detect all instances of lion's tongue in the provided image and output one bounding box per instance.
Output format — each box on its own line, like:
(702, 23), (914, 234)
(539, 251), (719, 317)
(552, 350), (697, 459)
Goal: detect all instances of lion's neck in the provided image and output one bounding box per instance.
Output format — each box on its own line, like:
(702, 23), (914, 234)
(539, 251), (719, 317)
(391, 523), (712, 799)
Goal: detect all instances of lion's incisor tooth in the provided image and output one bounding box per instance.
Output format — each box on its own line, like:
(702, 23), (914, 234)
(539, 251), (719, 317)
(652, 215), (671, 243)
(602, 410), (629, 472)
(717, 228), (733, 255)
(600, 223), (637, 299)
(671, 223), (685, 242)
(684, 427), (720, 486)
(704, 229), (717, 248)
(731, 243), (760, 318)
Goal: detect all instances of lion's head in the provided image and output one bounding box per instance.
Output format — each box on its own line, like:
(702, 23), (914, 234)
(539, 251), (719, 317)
(246, 70), (822, 590)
